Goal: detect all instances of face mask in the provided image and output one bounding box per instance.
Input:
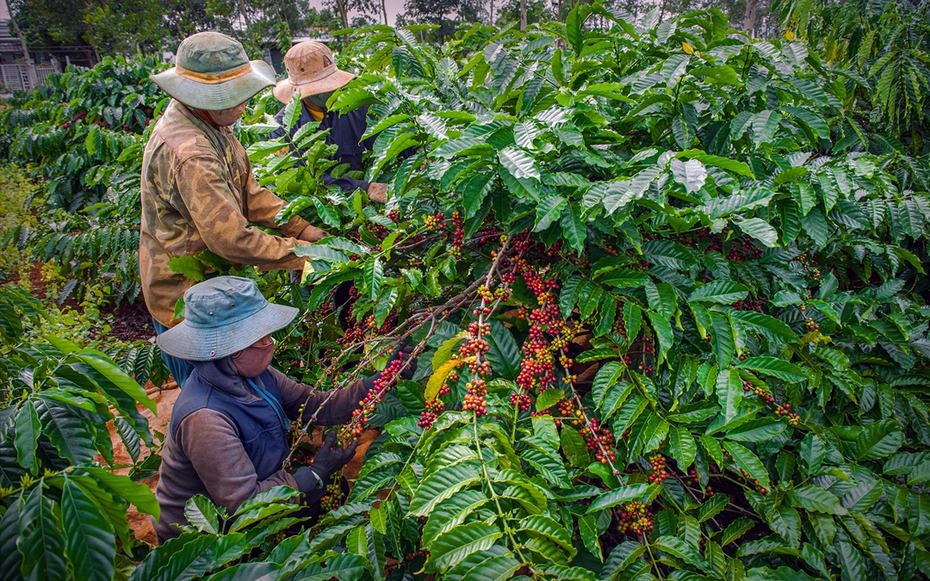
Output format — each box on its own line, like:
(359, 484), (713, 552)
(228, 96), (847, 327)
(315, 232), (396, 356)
(306, 91), (334, 109)
(232, 340), (274, 378)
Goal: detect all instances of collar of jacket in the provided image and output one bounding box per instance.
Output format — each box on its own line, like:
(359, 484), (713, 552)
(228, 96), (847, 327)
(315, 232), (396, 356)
(174, 100), (230, 135)
(190, 357), (261, 401)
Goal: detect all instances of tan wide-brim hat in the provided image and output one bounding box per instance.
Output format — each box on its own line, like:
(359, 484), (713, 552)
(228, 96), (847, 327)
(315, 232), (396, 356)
(152, 32), (276, 111)
(272, 41), (356, 104)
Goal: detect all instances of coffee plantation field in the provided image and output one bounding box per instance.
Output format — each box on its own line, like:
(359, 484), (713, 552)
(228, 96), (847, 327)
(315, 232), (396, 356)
(1, 2), (929, 580)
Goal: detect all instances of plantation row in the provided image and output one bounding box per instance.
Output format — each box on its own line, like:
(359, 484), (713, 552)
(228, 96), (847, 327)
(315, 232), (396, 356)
(1, 2), (930, 581)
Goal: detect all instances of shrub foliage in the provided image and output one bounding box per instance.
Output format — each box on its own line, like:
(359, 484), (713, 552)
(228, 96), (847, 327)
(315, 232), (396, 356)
(2, 3), (930, 580)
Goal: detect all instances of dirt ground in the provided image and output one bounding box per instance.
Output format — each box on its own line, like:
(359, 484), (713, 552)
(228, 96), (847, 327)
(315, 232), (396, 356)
(105, 379), (379, 544)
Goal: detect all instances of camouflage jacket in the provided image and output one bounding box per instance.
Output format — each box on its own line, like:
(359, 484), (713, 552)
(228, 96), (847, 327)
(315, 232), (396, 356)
(140, 100), (310, 326)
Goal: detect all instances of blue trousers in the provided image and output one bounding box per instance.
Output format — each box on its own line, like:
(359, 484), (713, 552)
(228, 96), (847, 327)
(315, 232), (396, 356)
(152, 318), (193, 388)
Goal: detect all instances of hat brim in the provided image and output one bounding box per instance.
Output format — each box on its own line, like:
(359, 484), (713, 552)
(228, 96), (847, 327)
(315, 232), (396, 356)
(151, 60), (277, 111)
(157, 301), (299, 361)
(272, 68), (356, 104)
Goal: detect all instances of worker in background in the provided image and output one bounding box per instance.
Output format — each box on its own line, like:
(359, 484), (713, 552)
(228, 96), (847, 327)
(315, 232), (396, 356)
(153, 276), (416, 542)
(140, 32), (328, 388)
(270, 41), (390, 203)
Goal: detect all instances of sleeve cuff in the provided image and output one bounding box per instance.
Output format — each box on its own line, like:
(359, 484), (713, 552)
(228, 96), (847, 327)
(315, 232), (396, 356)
(279, 215), (311, 238)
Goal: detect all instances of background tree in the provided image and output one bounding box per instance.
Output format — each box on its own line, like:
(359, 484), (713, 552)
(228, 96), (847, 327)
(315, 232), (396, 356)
(10, 0), (337, 62)
(495, 0), (554, 28)
(81, 0), (173, 56)
(9, 0), (99, 62)
(398, 0), (486, 42)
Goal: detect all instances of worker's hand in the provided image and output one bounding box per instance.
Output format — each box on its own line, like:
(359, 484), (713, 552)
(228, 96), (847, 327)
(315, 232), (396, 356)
(367, 182), (389, 204)
(309, 431), (357, 483)
(363, 344), (418, 391)
(298, 224), (328, 243)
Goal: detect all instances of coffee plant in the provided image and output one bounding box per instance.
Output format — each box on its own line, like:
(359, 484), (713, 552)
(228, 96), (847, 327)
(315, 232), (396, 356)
(2, 2), (930, 579)
(235, 6), (930, 580)
(0, 286), (161, 581)
(0, 56), (167, 303)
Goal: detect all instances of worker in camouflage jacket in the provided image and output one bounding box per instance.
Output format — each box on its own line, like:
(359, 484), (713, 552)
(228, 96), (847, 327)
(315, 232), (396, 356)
(140, 32), (327, 388)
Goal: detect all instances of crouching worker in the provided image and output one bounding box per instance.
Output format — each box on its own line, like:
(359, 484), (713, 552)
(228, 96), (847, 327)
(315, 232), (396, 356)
(152, 276), (416, 542)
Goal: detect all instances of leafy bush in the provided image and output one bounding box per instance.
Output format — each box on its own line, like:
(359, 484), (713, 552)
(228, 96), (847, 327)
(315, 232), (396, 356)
(775, 0), (930, 151)
(0, 163), (41, 277)
(0, 286), (160, 581)
(0, 56), (167, 303)
(133, 6), (930, 580)
(2, 4), (930, 580)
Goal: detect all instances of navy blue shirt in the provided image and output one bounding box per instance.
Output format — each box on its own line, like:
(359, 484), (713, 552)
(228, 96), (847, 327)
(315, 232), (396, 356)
(270, 105), (375, 193)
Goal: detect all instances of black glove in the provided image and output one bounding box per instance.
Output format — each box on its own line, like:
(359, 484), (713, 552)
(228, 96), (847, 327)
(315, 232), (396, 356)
(292, 466), (323, 495)
(312, 431), (357, 483)
(363, 344), (418, 390)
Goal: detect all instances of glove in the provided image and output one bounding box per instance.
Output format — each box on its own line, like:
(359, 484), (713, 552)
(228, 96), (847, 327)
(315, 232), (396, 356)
(292, 466), (323, 494)
(298, 224), (329, 242)
(310, 431), (357, 483)
(367, 182), (388, 203)
(363, 344), (418, 391)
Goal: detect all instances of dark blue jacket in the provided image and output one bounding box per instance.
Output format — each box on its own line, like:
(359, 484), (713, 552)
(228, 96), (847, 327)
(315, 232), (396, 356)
(170, 368), (287, 480)
(270, 105), (375, 193)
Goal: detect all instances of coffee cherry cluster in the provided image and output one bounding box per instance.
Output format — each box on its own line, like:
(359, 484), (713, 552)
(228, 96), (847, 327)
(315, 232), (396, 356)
(624, 339), (655, 374)
(425, 212), (445, 230)
(449, 212), (464, 258)
(512, 230), (533, 254)
(338, 290), (399, 350)
(773, 402), (800, 426)
(477, 285), (510, 306)
(806, 317), (820, 332)
(419, 396), (446, 430)
(679, 228), (723, 253)
(580, 419), (616, 464)
(617, 501), (653, 535)
(742, 381), (800, 426)
(648, 454), (671, 483)
(612, 304), (627, 337)
(739, 469), (769, 494)
(460, 336), (490, 357)
(726, 238), (763, 262)
(344, 354), (407, 439)
(463, 378), (488, 417)
(509, 392), (532, 411)
(731, 298), (765, 313)
(557, 398), (576, 419)
(513, 259), (569, 395)
(320, 473), (345, 512)
(688, 468), (715, 496)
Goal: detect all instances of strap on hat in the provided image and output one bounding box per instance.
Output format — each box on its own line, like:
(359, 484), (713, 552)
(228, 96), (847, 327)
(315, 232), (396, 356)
(176, 62), (253, 84)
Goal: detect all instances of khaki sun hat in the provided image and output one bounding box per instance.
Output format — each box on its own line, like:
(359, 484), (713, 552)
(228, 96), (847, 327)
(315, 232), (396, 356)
(272, 41), (356, 104)
(151, 32), (277, 111)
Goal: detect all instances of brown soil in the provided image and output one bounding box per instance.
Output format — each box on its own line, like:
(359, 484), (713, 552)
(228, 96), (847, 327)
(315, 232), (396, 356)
(5, 261), (155, 342)
(100, 299), (156, 342)
(1, 261), (49, 299)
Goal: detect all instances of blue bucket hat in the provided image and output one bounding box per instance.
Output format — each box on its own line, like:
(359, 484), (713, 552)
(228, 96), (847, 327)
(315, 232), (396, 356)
(151, 32), (276, 111)
(157, 276), (298, 361)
